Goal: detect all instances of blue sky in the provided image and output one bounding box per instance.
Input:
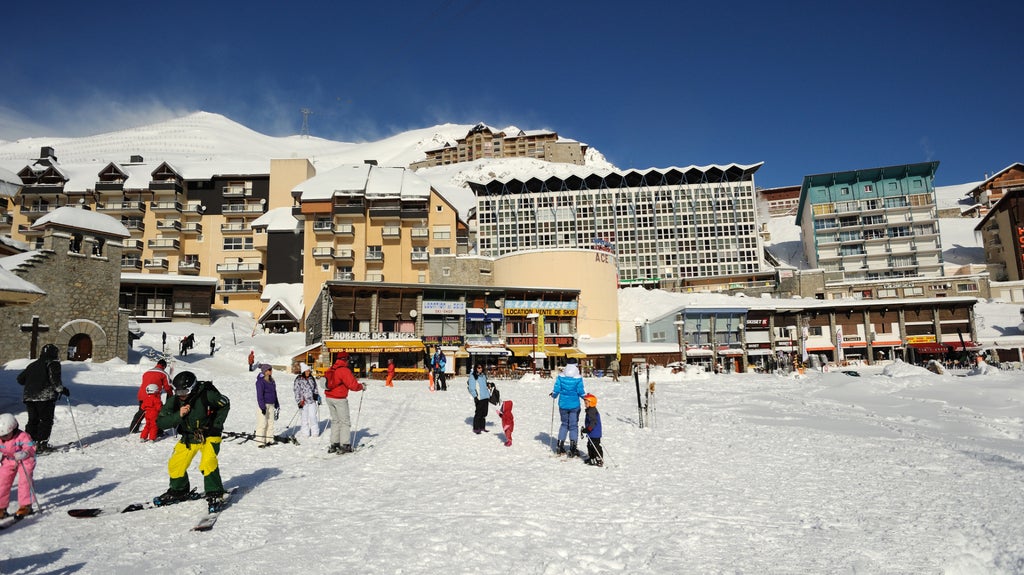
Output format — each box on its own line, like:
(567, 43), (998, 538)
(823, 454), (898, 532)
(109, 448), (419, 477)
(2, 0), (1021, 188)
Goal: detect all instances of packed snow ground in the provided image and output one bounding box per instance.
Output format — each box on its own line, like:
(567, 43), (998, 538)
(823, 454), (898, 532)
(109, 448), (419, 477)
(1, 315), (1023, 574)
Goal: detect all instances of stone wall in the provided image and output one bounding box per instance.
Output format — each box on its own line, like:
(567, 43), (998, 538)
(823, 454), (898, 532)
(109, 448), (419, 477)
(0, 228), (128, 364)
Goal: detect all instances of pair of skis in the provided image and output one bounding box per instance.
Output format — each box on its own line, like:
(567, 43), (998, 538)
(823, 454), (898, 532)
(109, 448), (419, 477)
(66, 486), (244, 531)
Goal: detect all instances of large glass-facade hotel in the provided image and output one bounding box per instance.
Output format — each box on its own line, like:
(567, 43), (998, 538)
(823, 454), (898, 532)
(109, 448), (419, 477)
(468, 164), (767, 286)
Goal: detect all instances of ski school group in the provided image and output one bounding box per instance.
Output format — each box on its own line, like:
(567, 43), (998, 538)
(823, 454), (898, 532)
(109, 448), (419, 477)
(0, 345), (605, 530)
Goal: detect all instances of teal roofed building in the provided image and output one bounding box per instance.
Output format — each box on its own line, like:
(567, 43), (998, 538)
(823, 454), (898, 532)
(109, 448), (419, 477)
(795, 162), (944, 284)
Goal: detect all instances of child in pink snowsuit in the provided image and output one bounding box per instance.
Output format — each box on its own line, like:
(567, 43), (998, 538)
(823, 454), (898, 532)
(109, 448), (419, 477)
(497, 400), (514, 447)
(0, 413), (38, 518)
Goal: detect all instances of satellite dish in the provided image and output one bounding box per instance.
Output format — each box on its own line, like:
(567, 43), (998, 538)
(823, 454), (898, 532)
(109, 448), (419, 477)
(409, 310), (418, 318)
(196, 205), (206, 215)
(494, 299), (503, 308)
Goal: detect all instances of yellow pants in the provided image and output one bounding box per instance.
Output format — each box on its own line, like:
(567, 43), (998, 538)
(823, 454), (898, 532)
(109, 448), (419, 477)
(167, 436), (224, 494)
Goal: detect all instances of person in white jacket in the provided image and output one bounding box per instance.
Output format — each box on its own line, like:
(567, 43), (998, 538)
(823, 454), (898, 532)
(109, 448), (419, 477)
(968, 354), (996, 376)
(292, 363), (320, 438)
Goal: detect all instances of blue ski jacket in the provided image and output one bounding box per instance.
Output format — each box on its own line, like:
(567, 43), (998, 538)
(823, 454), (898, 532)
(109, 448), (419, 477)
(550, 364), (585, 410)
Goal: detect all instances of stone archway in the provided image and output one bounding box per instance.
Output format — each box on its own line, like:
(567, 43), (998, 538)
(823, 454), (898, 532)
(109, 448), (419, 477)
(59, 319), (108, 361)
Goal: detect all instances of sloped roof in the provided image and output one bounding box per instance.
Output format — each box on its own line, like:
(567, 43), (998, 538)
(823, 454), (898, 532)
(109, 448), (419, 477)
(31, 206), (131, 238)
(294, 164), (432, 201)
(251, 206), (300, 232)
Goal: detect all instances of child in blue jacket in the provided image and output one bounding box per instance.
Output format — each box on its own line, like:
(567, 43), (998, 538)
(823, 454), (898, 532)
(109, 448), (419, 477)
(581, 393), (603, 466)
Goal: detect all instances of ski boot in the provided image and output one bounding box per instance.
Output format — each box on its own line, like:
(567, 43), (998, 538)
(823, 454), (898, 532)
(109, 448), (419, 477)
(568, 441), (578, 458)
(339, 444), (353, 454)
(328, 443), (341, 454)
(15, 505), (33, 518)
(556, 441), (566, 456)
(154, 488), (191, 506)
(205, 491), (226, 513)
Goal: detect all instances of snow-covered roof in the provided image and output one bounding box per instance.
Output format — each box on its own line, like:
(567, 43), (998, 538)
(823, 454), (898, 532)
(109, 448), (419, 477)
(251, 207), (300, 232)
(0, 165), (21, 197)
(0, 250), (44, 272)
(934, 181), (983, 209)
(0, 262), (45, 302)
(259, 283), (304, 323)
(31, 206), (131, 238)
(294, 164), (432, 202)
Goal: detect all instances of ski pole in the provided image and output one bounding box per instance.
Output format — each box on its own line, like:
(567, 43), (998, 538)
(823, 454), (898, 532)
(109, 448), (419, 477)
(17, 458), (43, 511)
(549, 396), (556, 452)
(64, 395), (84, 450)
(351, 382), (367, 449)
(584, 435), (606, 467)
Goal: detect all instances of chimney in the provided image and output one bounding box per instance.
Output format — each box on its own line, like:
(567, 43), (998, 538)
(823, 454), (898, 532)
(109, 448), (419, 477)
(40, 146), (55, 160)
(364, 159), (378, 166)
(130, 155), (144, 163)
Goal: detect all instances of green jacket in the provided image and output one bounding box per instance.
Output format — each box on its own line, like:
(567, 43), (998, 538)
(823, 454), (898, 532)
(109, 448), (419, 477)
(157, 381), (230, 445)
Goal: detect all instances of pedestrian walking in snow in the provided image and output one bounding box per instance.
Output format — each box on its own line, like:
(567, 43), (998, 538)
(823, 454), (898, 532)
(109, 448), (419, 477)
(209, 337), (216, 356)
(467, 363), (491, 433)
(608, 357), (620, 382)
(254, 364), (280, 447)
(16, 343), (69, 453)
(155, 372), (230, 511)
(385, 358), (396, 388)
(323, 352), (364, 454)
(293, 363), (320, 438)
(550, 363), (586, 457)
(581, 393), (603, 466)
(0, 413), (37, 518)
(248, 349), (255, 372)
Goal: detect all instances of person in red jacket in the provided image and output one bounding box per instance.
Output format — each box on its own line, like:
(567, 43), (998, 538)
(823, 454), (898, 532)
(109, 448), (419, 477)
(139, 383), (163, 442)
(385, 358), (396, 388)
(498, 400), (514, 447)
(323, 352), (364, 454)
(130, 359), (172, 434)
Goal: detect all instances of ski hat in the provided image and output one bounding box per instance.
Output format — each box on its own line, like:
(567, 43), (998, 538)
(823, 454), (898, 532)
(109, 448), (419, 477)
(259, 363), (272, 372)
(336, 352), (349, 361)
(563, 363), (581, 379)
(145, 383), (159, 395)
(299, 362), (310, 373)
(0, 413), (18, 436)
(584, 393), (598, 408)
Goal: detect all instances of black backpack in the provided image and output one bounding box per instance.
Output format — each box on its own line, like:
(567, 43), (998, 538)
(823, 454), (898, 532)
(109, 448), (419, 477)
(487, 382), (501, 406)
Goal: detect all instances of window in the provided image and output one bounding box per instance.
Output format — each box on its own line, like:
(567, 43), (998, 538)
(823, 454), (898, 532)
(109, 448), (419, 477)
(903, 287), (924, 297)
(863, 184), (874, 193)
(433, 247), (451, 255)
(433, 225), (451, 240)
(223, 237), (253, 250)
(174, 301), (191, 315)
(956, 283), (978, 292)
(840, 187), (850, 195)
(877, 288), (897, 298)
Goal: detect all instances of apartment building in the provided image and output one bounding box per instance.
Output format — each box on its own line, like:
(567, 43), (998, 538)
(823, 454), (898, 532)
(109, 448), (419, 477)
(795, 162), (944, 284)
(966, 162), (1024, 214)
(467, 163), (770, 289)
(289, 163), (464, 318)
(975, 187), (1024, 282)
(410, 123), (587, 169)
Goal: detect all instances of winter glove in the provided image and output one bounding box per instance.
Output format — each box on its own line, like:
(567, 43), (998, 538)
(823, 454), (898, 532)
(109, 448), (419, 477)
(58, 386), (70, 398)
(14, 451), (29, 461)
(314, 394), (321, 405)
(298, 400), (305, 408)
(275, 402), (280, 411)
(549, 392), (556, 398)
(261, 408), (266, 416)
(580, 427), (588, 435)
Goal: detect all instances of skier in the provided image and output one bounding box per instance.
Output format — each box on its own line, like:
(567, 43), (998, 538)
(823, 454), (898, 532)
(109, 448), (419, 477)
(497, 399), (514, 447)
(293, 363), (320, 438)
(254, 364), (280, 447)
(549, 362), (586, 457)
(467, 363), (491, 434)
(130, 359), (172, 434)
(209, 337), (216, 357)
(247, 349), (255, 372)
(581, 393), (603, 466)
(0, 413), (37, 518)
(323, 352), (364, 454)
(155, 371), (230, 510)
(16, 343), (70, 453)
(385, 358), (396, 388)
(139, 384), (163, 442)
(608, 357), (620, 382)
(434, 350), (448, 391)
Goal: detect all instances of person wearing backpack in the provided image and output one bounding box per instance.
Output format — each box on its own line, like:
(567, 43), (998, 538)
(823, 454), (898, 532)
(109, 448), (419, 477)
(467, 363), (491, 434)
(16, 343), (70, 453)
(155, 371), (231, 511)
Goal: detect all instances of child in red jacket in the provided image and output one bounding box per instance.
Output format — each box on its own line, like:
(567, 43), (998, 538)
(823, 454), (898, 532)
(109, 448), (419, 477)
(139, 383), (163, 442)
(497, 400), (514, 447)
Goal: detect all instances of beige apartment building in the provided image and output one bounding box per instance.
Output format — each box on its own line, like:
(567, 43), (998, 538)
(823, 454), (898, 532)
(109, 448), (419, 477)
(410, 123), (587, 169)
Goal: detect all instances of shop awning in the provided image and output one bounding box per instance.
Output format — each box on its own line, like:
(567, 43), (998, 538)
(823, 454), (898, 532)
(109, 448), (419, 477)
(807, 345), (835, 352)
(325, 340), (425, 353)
(684, 349), (713, 357)
(466, 346), (511, 356)
(509, 345), (567, 357)
(746, 349), (772, 356)
(948, 340), (981, 352)
(871, 340), (903, 347)
(466, 308), (486, 321)
(564, 348), (587, 358)
(485, 308), (502, 322)
(909, 343), (950, 355)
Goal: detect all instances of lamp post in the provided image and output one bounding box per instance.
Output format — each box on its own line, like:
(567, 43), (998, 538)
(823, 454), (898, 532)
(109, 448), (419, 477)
(527, 313), (539, 373)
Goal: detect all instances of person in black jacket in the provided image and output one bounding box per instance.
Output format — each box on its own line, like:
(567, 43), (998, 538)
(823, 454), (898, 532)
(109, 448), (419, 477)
(16, 343), (70, 452)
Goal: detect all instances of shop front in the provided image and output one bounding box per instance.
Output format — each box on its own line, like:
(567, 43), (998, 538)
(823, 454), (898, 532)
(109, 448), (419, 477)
(323, 337), (426, 379)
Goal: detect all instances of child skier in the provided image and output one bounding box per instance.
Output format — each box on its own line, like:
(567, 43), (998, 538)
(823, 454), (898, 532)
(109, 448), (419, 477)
(497, 400), (514, 447)
(581, 393), (603, 466)
(0, 413), (38, 518)
(139, 383), (163, 442)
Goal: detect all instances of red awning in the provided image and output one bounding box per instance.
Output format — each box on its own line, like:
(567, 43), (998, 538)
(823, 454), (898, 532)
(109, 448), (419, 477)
(910, 343), (949, 354)
(949, 341), (981, 352)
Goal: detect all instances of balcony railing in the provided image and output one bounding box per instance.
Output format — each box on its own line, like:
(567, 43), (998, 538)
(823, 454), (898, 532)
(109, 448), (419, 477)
(221, 222), (251, 233)
(410, 227), (429, 241)
(182, 222), (203, 234)
(365, 251), (384, 262)
(150, 201), (183, 213)
(222, 186), (252, 198)
(312, 220), (334, 234)
(217, 281), (262, 293)
(216, 262), (264, 274)
(334, 248), (354, 260)
(334, 223), (355, 235)
(149, 180), (182, 193)
(312, 247), (334, 259)
(223, 204), (265, 214)
(334, 272), (355, 281)
(121, 239), (144, 252)
(156, 220), (182, 231)
(411, 251), (429, 262)
(178, 260), (201, 273)
(144, 258), (169, 270)
(121, 259), (143, 270)
(97, 201), (146, 214)
(147, 239), (180, 251)
(382, 226), (401, 238)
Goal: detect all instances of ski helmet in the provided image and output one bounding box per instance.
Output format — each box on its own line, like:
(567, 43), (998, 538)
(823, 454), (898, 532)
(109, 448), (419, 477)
(145, 383), (159, 395)
(0, 413), (18, 436)
(172, 371), (198, 398)
(583, 393), (598, 408)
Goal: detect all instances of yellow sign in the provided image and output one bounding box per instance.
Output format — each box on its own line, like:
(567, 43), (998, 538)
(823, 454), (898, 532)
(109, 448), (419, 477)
(904, 335), (936, 344)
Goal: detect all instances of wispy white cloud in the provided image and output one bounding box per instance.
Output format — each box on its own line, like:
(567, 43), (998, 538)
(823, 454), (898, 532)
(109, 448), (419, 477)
(0, 94), (191, 141)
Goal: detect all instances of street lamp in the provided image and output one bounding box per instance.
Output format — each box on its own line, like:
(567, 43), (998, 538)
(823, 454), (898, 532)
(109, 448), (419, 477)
(527, 313), (539, 373)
